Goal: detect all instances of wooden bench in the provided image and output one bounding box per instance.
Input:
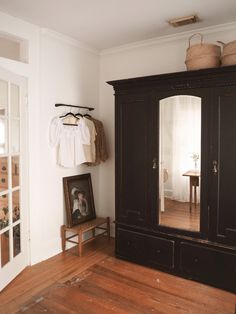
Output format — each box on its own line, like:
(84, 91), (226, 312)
(61, 217), (110, 256)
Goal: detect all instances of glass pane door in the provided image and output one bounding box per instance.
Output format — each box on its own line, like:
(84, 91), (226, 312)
(0, 67), (28, 291)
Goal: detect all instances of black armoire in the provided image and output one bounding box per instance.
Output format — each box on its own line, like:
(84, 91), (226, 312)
(108, 65), (236, 293)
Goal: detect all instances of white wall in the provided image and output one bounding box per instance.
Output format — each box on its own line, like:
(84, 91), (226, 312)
(39, 30), (100, 260)
(98, 24), (236, 236)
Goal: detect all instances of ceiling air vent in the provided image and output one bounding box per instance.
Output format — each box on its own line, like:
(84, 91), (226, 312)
(168, 14), (199, 27)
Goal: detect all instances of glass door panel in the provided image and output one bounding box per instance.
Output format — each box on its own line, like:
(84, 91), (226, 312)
(0, 68), (28, 291)
(0, 194), (9, 230)
(12, 156), (20, 188)
(1, 230), (10, 267)
(11, 120), (20, 154)
(12, 190), (20, 222)
(10, 84), (20, 117)
(0, 118), (8, 155)
(0, 157), (8, 192)
(13, 224), (21, 257)
(0, 79), (8, 116)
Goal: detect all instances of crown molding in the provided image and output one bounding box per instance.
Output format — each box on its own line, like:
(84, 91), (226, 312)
(100, 21), (236, 56)
(41, 28), (99, 55)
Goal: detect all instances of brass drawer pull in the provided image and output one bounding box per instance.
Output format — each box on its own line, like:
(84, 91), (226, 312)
(212, 160), (218, 175)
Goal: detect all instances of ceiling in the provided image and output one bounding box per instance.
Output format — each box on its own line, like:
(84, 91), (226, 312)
(0, 0), (236, 50)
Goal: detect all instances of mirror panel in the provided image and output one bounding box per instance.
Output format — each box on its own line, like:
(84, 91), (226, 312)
(159, 95), (201, 231)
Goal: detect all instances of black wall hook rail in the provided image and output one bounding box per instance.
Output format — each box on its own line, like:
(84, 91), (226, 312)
(55, 103), (94, 111)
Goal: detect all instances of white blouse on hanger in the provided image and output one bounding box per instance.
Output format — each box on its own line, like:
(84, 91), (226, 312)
(50, 116), (90, 167)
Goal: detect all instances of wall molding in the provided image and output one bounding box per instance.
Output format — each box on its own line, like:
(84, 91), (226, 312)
(41, 28), (99, 55)
(100, 21), (236, 56)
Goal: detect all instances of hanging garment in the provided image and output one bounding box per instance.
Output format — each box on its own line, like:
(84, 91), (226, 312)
(82, 117), (97, 163)
(85, 118), (108, 166)
(50, 116), (90, 167)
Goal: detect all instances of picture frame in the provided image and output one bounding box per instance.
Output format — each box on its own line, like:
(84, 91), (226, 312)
(63, 173), (96, 227)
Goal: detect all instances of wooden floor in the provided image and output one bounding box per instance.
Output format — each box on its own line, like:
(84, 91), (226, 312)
(160, 198), (200, 231)
(0, 237), (235, 314)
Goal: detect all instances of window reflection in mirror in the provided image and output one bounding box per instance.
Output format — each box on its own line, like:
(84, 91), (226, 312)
(159, 95), (201, 231)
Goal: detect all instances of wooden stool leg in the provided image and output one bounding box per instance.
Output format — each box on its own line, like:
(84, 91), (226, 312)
(92, 228), (95, 238)
(61, 225), (66, 252)
(78, 230), (83, 257)
(107, 217), (110, 240)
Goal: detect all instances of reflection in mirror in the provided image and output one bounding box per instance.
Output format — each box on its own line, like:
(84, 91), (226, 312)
(159, 95), (201, 231)
(1, 230), (10, 267)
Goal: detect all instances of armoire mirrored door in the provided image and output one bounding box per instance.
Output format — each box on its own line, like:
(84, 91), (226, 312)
(158, 95), (201, 232)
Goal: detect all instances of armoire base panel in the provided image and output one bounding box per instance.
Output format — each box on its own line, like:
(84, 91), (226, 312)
(116, 227), (236, 294)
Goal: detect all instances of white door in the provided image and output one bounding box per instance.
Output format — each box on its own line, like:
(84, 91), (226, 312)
(0, 67), (28, 291)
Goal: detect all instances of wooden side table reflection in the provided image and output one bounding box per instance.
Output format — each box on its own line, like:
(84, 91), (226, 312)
(183, 170), (200, 211)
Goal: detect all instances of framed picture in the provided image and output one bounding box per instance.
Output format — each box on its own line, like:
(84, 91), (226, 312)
(63, 173), (96, 227)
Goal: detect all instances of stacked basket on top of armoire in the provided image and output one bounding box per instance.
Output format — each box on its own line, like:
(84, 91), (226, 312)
(185, 33), (236, 70)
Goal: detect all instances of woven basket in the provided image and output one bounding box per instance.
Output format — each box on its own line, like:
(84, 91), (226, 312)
(185, 55), (220, 71)
(218, 40), (236, 66)
(185, 33), (221, 70)
(221, 53), (236, 66)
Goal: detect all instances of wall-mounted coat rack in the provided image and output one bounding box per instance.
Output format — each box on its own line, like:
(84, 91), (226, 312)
(55, 103), (94, 111)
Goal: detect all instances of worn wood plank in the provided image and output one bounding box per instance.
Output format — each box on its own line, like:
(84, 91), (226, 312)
(0, 237), (235, 314)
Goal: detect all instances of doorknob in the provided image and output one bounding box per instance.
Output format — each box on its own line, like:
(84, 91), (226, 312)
(152, 158), (158, 169)
(212, 160), (218, 175)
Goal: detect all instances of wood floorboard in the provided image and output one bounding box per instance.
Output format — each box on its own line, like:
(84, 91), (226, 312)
(0, 237), (235, 314)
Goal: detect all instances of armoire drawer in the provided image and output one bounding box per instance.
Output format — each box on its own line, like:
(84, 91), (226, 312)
(116, 229), (145, 261)
(146, 236), (174, 269)
(180, 243), (217, 281)
(180, 242), (236, 292)
(215, 249), (236, 292)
